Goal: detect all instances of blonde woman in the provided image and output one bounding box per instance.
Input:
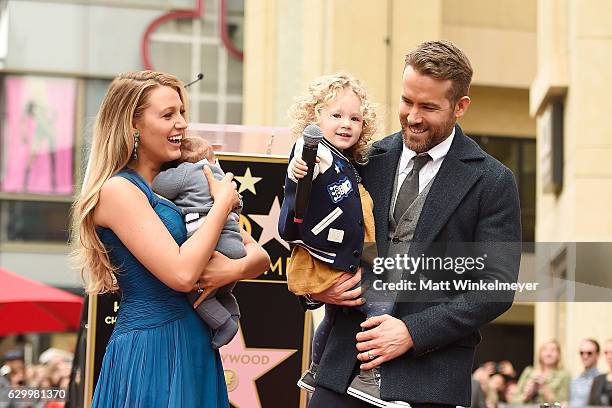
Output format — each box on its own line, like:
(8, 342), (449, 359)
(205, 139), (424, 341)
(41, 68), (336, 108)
(512, 340), (571, 404)
(72, 71), (269, 407)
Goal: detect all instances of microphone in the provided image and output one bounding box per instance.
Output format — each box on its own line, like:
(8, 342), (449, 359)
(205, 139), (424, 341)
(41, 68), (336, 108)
(185, 73), (204, 88)
(294, 124), (323, 223)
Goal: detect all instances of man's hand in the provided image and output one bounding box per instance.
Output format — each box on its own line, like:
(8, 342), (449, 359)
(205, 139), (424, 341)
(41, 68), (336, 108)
(355, 314), (413, 370)
(310, 268), (365, 307)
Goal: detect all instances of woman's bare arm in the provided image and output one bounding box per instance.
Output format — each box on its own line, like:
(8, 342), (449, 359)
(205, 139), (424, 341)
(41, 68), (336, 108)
(93, 167), (239, 292)
(192, 229), (270, 305)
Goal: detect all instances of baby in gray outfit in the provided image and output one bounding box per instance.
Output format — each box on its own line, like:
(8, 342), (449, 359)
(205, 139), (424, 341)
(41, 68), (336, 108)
(153, 137), (245, 349)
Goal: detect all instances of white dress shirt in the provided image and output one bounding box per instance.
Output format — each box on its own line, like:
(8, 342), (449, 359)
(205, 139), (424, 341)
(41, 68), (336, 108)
(392, 127), (455, 208)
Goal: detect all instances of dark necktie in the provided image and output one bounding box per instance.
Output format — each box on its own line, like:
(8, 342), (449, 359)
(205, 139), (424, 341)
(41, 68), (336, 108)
(393, 153), (432, 222)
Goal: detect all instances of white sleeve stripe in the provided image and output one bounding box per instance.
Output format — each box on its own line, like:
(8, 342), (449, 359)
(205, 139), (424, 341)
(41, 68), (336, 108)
(286, 240), (336, 257)
(311, 207), (343, 235)
(287, 241), (336, 263)
(307, 251), (335, 264)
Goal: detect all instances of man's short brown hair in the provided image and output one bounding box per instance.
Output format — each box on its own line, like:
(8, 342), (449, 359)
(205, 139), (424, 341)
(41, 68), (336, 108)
(404, 40), (473, 104)
(583, 338), (600, 353)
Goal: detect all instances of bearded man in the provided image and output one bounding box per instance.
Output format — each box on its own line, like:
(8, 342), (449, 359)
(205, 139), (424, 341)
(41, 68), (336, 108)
(304, 40), (522, 408)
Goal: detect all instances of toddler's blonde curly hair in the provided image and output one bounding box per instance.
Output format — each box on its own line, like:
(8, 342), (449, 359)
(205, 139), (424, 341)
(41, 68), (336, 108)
(289, 73), (377, 165)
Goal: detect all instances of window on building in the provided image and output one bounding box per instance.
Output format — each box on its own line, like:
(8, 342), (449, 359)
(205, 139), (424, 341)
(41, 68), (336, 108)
(470, 135), (536, 250)
(148, 0), (244, 124)
(0, 75), (77, 196)
(0, 0), (245, 250)
(0, 74), (74, 244)
(0, 200), (71, 242)
(0, 75), (110, 245)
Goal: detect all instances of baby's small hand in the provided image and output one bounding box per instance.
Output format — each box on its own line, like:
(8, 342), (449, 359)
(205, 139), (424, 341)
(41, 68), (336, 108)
(291, 157), (320, 179)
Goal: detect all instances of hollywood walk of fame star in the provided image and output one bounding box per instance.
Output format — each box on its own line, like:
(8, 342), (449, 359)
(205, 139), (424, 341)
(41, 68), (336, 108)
(235, 167), (262, 195)
(220, 324), (297, 408)
(248, 196), (290, 250)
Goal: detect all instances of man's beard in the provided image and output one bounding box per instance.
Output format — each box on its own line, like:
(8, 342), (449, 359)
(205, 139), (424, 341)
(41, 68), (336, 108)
(402, 112), (455, 153)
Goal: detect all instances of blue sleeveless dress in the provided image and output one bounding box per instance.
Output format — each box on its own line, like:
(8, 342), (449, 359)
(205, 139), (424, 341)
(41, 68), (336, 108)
(91, 169), (229, 408)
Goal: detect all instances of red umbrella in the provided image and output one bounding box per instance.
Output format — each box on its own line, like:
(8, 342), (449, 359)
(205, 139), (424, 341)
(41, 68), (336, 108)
(0, 267), (84, 335)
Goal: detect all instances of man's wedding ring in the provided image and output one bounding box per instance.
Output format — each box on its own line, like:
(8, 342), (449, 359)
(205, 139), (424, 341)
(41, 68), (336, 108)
(367, 350), (374, 360)
(197, 282), (204, 294)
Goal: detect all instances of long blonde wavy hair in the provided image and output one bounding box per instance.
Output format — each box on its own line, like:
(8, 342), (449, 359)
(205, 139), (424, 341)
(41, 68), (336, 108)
(71, 71), (188, 294)
(289, 73), (378, 165)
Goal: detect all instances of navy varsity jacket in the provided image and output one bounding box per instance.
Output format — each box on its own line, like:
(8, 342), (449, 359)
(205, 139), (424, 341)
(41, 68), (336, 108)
(278, 137), (365, 274)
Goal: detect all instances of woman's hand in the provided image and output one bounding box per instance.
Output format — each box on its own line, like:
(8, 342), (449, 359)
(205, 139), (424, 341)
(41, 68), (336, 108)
(522, 374), (540, 402)
(310, 268), (365, 307)
(203, 166), (240, 212)
(192, 230), (270, 308)
(192, 251), (240, 307)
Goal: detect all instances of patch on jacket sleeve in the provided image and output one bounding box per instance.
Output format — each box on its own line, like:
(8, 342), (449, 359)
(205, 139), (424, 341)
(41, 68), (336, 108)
(326, 176), (353, 203)
(311, 207), (343, 235)
(334, 160), (345, 174)
(327, 228), (344, 243)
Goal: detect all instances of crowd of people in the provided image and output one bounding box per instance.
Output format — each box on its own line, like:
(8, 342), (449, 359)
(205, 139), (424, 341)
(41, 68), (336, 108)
(472, 338), (612, 407)
(0, 348), (72, 406)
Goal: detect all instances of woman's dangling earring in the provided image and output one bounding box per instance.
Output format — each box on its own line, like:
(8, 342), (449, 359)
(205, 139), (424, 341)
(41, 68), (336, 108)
(132, 131), (140, 161)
